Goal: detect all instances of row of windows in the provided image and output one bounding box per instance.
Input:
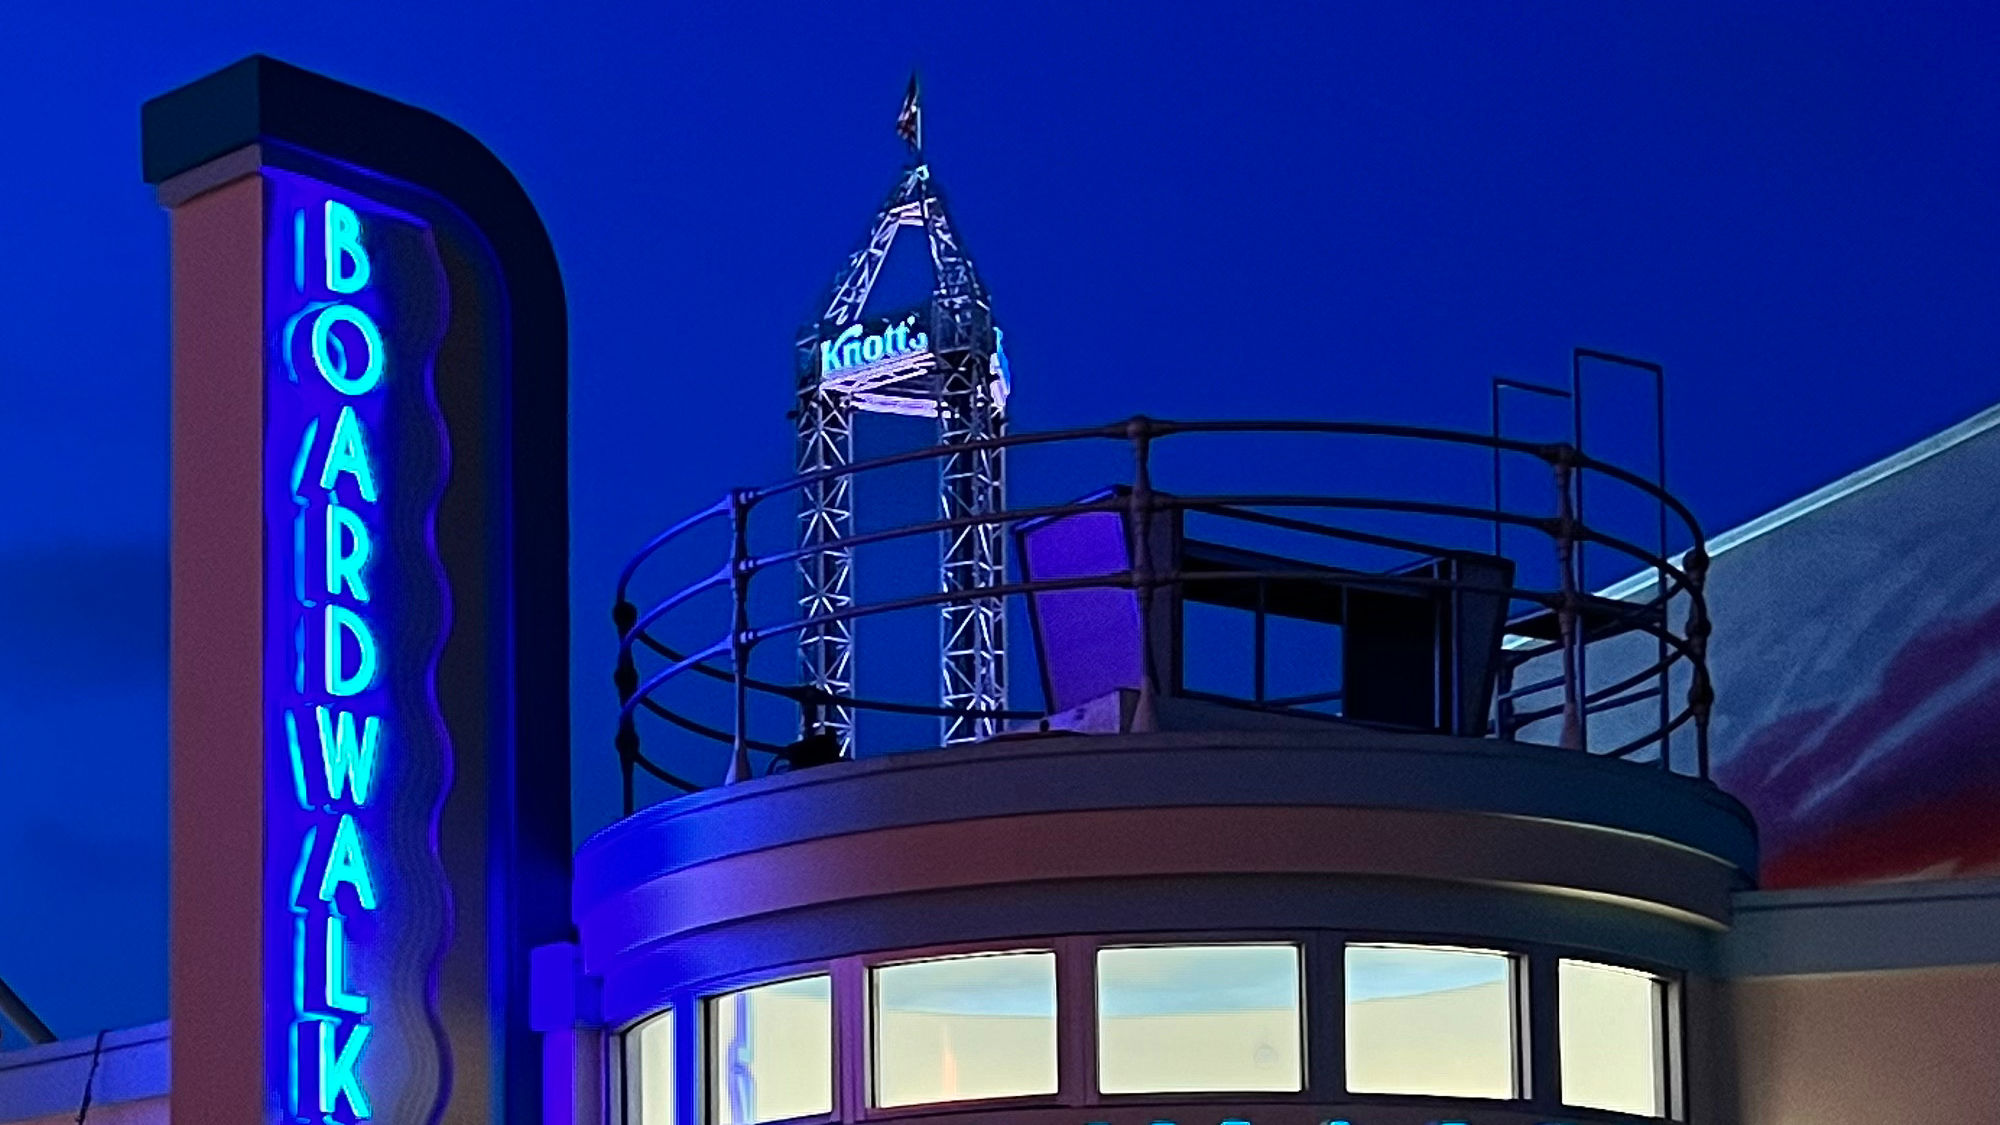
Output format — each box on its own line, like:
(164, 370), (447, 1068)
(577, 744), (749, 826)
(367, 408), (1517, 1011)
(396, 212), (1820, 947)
(625, 943), (1673, 1125)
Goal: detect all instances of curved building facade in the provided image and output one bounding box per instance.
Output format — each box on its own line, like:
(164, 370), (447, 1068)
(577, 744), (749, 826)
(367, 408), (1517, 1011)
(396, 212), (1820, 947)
(575, 724), (1753, 1125)
(569, 408), (1750, 1125)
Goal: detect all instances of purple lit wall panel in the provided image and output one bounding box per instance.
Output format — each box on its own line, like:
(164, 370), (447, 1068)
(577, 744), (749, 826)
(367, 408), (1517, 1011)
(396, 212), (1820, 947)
(167, 167), (268, 1125)
(1021, 510), (1144, 713)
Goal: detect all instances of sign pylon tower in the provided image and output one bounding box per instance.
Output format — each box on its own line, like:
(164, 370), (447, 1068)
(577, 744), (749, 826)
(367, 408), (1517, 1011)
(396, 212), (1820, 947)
(797, 82), (1010, 753)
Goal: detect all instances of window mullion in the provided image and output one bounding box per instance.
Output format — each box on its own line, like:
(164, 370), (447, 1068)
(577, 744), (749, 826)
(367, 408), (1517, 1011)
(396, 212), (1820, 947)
(1305, 934), (1344, 1100)
(1058, 935), (1096, 1107)
(1525, 951), (1560, 1114)
(836, 957), (868, 1122)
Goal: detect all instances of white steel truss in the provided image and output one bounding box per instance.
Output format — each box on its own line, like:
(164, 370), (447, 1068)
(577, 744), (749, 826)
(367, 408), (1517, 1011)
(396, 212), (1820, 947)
(795, 161), (1009, 752)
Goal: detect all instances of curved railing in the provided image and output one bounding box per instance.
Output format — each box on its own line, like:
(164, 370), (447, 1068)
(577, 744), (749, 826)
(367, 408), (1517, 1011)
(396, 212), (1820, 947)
(613, 417), (1713, 811)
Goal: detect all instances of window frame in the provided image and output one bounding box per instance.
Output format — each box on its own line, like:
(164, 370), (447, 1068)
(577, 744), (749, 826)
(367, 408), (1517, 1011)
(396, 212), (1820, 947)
(1089, 935), (1314, 1104)
(1339, 939), (1527, 1104)
(1555, 955), (1684, 1121)
(702, 970), (841, 1125)
(621, 1006), (677, 1125)
(638, 930), (1684, 1125)
(859, 944), (1065, 1116)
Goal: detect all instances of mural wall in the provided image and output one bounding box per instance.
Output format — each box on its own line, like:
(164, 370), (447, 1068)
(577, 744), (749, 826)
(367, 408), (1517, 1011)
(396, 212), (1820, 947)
(1523, 406), (2000, 888)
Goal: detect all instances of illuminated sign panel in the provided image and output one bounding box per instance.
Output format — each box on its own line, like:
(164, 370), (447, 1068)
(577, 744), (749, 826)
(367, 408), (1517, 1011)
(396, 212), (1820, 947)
(148, 56), (572, 1125)
(265, 170), (450, 1123)
(809, 309), (1009, 418)
(819, 310), (929, 376)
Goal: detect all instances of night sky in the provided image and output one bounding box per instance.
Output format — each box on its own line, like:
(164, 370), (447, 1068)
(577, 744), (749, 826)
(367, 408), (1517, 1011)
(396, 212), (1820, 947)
(2, 3), (1996, 1040)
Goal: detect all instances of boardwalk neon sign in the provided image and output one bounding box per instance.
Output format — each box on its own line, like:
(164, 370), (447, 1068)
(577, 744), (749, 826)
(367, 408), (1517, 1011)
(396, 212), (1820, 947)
(267, 172), (450, 1123)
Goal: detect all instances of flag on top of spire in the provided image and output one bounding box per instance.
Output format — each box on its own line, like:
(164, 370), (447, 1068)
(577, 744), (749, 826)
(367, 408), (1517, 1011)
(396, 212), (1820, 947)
(896, 73), (922, 156)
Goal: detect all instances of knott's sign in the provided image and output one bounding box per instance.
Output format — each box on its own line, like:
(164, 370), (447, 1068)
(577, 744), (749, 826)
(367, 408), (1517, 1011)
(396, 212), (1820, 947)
(819, 311), (929, 375)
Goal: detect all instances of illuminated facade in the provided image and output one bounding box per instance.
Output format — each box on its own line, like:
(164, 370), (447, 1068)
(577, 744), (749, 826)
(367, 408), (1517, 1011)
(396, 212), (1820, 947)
(7, 57), (2000, 1125)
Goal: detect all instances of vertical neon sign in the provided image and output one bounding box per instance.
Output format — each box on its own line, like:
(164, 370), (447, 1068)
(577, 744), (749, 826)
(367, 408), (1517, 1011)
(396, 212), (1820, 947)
(268, 170), (451, 1124)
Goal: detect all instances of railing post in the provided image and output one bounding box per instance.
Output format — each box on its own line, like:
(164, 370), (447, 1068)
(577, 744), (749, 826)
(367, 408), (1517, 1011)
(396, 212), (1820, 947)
(1657, 564), (1673, 773)
(1552, 450), (1584, 751)
(1127, 416), (1161, 734)
(613, 598), (640, 815)
(1253, 578), (1268, 705)
(724, 488), (755, 785)
(1684, 541), (1715, 779)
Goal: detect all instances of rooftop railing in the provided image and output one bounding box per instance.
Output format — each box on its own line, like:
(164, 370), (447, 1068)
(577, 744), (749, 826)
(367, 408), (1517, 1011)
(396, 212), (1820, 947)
(613, 416), (1712, 813)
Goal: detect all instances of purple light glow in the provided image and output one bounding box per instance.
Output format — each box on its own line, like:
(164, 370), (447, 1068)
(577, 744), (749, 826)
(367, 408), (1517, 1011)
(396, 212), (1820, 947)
(1021, 509), (1144, 713)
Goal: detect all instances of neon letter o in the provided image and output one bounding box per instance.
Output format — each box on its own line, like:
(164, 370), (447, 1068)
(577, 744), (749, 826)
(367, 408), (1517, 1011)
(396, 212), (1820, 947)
(311, 304), (385, 396)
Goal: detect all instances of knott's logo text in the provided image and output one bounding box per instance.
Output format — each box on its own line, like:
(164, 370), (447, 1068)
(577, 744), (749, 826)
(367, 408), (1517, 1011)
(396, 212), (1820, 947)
(820, 313), (929, 374)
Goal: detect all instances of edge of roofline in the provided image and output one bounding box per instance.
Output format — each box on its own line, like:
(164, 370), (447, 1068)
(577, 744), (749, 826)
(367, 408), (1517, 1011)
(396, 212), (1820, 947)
(1599, 397), (2000, 602)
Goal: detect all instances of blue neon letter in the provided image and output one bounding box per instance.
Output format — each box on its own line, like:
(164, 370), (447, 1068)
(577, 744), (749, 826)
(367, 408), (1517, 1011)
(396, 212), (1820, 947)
(316, 1020), (372, 1118)
(293, 209), (307, 293)
(315, 707), (380, 806)
(324, 916), (368, 1015)
(324, 605), (379, 697)
(319, 406), (379, 502)
(325, 200), (371, 295)
(310, 307), (385, 396)
(319, 814), (378, 911)
(326, 503), (373, 603)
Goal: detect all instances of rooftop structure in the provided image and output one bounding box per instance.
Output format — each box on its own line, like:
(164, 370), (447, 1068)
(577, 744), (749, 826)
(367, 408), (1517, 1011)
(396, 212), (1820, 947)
(615, 409), (1707, 800)
(589, 372), (1750, 1125)
(788, 88), (1011, 755)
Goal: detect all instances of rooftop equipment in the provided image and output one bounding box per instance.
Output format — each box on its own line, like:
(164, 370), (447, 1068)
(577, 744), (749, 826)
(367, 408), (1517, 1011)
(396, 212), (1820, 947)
(1015, 488), (1515, 738)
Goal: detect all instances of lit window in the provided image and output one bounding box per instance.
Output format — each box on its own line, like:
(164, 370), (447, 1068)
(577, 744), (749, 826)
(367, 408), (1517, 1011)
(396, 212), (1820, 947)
(709, 975), (832, 1125)
(871, 951), (1057, 1107)
(625, 1009), (674, 1125)
(1345, 944), (1517, 1099)
(1559, 959), (1668, 1116)
(1096, 943), (1303, 1094)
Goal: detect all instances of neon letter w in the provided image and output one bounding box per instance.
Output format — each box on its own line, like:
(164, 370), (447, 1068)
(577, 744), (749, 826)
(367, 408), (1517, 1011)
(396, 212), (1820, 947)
(315, 707), (381, 807)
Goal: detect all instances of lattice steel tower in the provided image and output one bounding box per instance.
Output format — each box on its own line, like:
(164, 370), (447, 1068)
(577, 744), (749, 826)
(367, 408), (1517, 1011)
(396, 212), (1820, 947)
(796, 80), (1010, 753)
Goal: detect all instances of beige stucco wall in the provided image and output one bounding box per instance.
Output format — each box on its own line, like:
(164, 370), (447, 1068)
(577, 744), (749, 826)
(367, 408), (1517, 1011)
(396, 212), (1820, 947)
(1731, 963), (2000, 1123)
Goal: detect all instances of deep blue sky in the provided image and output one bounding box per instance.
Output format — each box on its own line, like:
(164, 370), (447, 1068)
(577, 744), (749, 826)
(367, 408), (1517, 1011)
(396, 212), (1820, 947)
(2, 2), (1996, 1039)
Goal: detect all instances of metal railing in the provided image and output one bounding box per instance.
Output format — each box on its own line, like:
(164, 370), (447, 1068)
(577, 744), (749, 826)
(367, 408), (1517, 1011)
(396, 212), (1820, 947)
(613, 416), (1713, 812)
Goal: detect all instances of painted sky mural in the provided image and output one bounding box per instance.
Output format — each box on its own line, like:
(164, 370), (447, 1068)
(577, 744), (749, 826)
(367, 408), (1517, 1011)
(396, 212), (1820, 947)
(1524, 406), (2000, 888)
